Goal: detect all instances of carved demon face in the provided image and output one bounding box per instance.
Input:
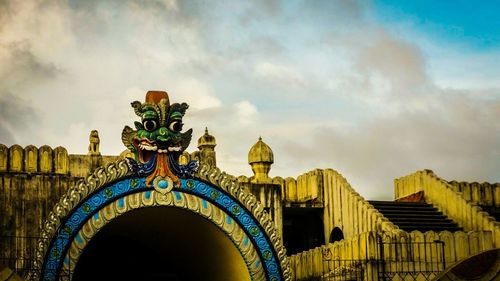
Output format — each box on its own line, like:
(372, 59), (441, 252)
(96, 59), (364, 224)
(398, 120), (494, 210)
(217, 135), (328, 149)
(122, 91), (196, 190)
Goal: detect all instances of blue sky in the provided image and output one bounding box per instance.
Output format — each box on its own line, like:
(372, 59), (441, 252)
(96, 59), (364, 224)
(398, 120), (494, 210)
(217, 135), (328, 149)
(1, 0), (498, 199)
(374, 0), (500, 91)
(375, 0), (500, 50)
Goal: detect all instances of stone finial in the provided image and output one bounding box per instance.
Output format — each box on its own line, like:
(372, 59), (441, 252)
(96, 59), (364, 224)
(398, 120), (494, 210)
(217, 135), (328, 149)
(248, 137), (274, 183)
(197, 127), (217, 167)
(88, 130), (100, 155)
(197, 127), (217, 149)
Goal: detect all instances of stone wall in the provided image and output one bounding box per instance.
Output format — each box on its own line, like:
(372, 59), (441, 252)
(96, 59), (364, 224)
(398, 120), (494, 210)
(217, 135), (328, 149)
(0, 144), (120, 177)
(321, 169), (400, 241)
(0, 144), (121, 275)
(275, 168), (400, 243)
(289, 230), (494, 281)
(237, 176), (283, 238)
(395, 170), (500, 247)
(448, 180), (500, 207)
(273, 169), (324, 204)
(0, 144), (70, 175)
(0, 170), (80, 275)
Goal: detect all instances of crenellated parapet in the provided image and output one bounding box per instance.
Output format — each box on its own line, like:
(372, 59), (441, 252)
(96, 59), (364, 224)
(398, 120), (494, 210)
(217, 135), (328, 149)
(271, 168), (401, 242)
(0, 144), (70, 174)
(277, 169), (324, 204)
(321, 169), (401, 240)
(0, 144), (7, 171)
(448, 180), (500, 207)
(0, 144), (123, 177)
(395, 170), (500, 247)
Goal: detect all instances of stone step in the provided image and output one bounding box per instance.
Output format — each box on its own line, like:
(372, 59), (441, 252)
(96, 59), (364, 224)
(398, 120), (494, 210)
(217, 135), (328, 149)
(393, 221), (459, 227)
(368, 201), (439, 211)
(388, 217), (454, 223)
(369, 201), (433, 206)
(377, 209), (442, 215)
(399, 226), (463, 232)
(373, 206), (439, 212)
(382, 213), (447, 219)
(370, 204), (436, 209)
(369, 200), (429, 206)
(370, 200), (463, 232)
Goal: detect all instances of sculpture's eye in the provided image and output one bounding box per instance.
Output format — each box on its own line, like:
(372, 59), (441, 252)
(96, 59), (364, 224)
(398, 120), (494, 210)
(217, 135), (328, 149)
(143, 120), (157, 131)
(169, 120), (183, 132)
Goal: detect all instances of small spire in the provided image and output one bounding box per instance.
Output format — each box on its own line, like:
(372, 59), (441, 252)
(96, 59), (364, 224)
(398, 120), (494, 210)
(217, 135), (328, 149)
(259, 136), (262, 141)
(205, 127), (209, 135)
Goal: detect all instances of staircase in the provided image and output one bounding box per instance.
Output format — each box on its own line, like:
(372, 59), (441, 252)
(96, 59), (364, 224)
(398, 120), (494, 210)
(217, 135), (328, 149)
(368, 201), (463, 232)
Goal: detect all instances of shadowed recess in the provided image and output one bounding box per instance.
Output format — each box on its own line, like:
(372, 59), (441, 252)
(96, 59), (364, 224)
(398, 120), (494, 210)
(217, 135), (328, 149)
(73, 206), (251, 281)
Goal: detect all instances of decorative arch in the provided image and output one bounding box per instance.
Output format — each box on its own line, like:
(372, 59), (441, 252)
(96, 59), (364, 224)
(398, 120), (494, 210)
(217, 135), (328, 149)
(68, 191), (264, 280)
(33, 160), (291, 281)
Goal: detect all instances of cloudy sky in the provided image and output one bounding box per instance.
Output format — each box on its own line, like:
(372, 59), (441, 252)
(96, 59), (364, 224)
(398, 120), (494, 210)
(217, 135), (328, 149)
(1, 0), (499, 200)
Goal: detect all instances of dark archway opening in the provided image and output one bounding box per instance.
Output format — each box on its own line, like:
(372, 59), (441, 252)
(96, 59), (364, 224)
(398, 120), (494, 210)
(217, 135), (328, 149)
(73, 206), (250, 281)
(282, 207), (324, 255)
(329, 227), (344, 243)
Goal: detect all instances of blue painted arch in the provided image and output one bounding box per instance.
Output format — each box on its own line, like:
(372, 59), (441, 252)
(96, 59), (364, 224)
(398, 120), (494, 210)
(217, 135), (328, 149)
(41, 177), (284, 281)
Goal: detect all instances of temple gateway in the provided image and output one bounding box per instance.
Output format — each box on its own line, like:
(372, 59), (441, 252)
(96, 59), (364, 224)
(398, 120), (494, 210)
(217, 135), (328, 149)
(0, 91), (498, 281)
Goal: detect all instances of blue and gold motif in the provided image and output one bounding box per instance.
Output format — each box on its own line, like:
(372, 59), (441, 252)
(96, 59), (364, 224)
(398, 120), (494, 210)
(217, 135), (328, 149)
(41, 177), (284, 281)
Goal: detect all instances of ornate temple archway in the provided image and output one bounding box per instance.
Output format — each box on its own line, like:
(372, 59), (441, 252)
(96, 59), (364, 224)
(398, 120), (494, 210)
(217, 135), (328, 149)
(32, 91), (291, 281)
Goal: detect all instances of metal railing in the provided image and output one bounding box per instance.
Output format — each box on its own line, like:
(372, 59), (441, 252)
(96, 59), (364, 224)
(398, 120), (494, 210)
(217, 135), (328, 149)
(0, 235), (71, 280)
(321, 258), (379, 281)
(377, 239), (446, 281)
(0, 235), (42, 278)
(319, 239), (446, 281)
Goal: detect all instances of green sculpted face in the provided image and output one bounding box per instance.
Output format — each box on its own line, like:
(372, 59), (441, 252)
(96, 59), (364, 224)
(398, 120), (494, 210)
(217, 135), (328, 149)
(121, 91), (196, 189)
(129, 101), (191, 159)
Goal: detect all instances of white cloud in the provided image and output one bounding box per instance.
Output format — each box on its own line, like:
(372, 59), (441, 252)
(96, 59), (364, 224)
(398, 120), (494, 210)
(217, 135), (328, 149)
(254, 62), (305, 88)
(0, 0), (498, 200)
(234, 100), (258, 125)
(173, 78), (222, 110)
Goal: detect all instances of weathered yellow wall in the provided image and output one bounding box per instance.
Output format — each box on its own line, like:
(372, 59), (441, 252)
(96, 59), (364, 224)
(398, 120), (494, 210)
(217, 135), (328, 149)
(0, 145), (8, 172)
(276, 168), (400, 242)
(395, 170), (500, 247)
(237, 175), (283, 237)
(0, 144), (121, 276)
(0, 145), (121, 177)
(448, 180), (500, 207)
(53, 147), (69, 174)
(278, 169), (323, 203)
(322, 169), (403, 241)
(289, 231), (380, 280)
(0, 172), (81, 273)
(289, 230), (494, 281)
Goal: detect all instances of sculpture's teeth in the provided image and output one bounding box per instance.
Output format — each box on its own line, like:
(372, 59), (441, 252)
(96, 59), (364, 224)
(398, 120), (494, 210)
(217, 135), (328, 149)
(167, 146), (181, 152)
(138, 142), (157, 151)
